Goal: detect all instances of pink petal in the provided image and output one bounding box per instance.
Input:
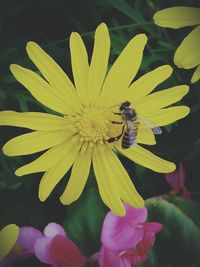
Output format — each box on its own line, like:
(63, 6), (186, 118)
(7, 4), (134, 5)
(17, 227), (43, 253)
(124, 205), (147, 223)
(44, 223), (67, 238)
(144, 223), (163, 234)
(101, 205), (147, 251)
(99, 246), (121, 267)
(165, 170), (180, 191)
(50, 235), (86, 267)
(34, 237), (54, 264)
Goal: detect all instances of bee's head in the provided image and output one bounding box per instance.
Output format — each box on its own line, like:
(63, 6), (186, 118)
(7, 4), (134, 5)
(119, 101), (131, 111)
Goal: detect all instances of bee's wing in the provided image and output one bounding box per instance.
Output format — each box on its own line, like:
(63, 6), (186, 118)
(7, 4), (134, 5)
(138, 115), (162, 135)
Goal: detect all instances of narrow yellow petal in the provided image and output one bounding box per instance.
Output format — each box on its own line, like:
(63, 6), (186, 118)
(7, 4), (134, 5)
(174, 25), (200, 69)
(70, 32), (89, 100)
(60, 148), (92, 204)
(93, 146), (126, 216)
(135, 85), (189, 114)
(125, 65), (172, 103)
(153, 7), (200, 29)
(147, 106), (190, 126)
(191, 64), (200, 83)
(87, 23), (110, 99)
(118, 145), (176, 173)
(105, 149), (144, 208)
(137, 121), (156, 145)
(26, 41), (77, 102)
(0, 224), (19, 262)
(15, 139), (74, 176)
(39, 143), (81, 201)
(3, 130), (68, 156)
(100, 34), (147, 103)
(0, 111), (68, 131)
(10, 64), (75, 115)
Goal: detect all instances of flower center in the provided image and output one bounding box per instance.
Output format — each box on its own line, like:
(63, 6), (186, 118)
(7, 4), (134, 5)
(77, 108), (109, 144)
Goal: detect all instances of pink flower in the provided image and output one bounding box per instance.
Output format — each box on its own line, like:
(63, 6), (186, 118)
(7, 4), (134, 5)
(99, 205), (163, 267)
(0, 227), (42, 267)
(34, 223), (87, 267)
(0, 223), (87, 267)
(165, 162), (191, 199)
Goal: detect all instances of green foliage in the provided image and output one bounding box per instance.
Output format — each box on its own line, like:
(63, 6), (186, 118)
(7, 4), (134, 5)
(146, 197), (200, 267)
(63, 187), (107, 256)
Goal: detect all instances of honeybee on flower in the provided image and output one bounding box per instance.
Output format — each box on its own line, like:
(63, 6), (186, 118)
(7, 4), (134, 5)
(0, 23), (190, 216)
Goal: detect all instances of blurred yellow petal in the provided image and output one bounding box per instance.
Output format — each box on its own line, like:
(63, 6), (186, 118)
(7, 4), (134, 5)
(3, 130), (68, 156)
(100, 34), (147, 103)
(0, 224), (19, 262)
(39, 143), (81, 201)
(26, 41), (77, 102)
(10, 64), (77, 115)
(88, 23), (110, 99)
(70, 32), (89, 100)
(118, 145), (176, 173)
(154, 7), (200, 29)
(147, 106), (190, 126)
(105, 149), (144, 208)
(191, 64), (200, 83)
(137, 122), (156, 145)
(0, 111), (68, 131)
(125, 65), (172, 103)
(15, 139), (74, 176)
(93, 146), (126, 216)
(135, 85), (189, 114)
(60, 147), (92, 204)
(174, 25), (200, 69)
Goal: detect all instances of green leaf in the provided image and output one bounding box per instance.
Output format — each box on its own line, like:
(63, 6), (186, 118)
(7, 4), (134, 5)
(146, 198), (200, 267)
(164, 195), (200, 228)
(63, 187), (107, 256)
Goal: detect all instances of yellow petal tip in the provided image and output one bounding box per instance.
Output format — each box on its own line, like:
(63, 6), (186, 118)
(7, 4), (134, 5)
(166, 162), (176, 173)
(10, 64), (19, 73)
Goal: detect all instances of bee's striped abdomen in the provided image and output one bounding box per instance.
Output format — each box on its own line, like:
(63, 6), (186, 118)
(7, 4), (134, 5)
(122, 122), (138, 149)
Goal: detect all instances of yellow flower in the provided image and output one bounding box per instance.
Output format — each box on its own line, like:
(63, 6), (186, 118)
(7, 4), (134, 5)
(0, 23), (189, 216)
(0, 224), (19, 261)
(153, 7), (200, 83)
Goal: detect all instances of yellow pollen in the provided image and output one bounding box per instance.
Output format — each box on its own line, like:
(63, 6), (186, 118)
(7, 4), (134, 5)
(77, 109), (109, 144)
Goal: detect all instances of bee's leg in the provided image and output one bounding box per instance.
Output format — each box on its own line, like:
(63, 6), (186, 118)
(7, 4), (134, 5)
(110, 121), (123, 124)
(114, 112), (121, 115)
(107, 125), (125, 143)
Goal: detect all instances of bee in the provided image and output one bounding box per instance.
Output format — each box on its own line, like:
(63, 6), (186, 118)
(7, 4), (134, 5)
(108, 100), (162, 149)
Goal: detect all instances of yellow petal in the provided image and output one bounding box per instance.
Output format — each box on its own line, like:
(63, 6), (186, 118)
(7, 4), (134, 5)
(137, 121), (156, 145)
(93, 145), (126, 216)
(191, 64), (200, 83)
(26, 41), (77, 102)
(60, 147), (92, 204)
(125, 65), (172, 103)
(174, 25), (200, 69)
(70, 32), (89, 100)
(3, 130), (68, 156)
(10, 64), (76, 115)
(100, 34), (147, 103)
(105, 149), (144, 208)
(87, 23), (110, 99)
(0, 224), (19, 262)
(154, 7), (200, 29)
(147, 106), (190, 126)
(15, 139), (74, 176)
(0, 111), (68, 131)
(118, 145), (176, 173)
(135, 85), (189, 114)
(39, 143), (81, 201)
